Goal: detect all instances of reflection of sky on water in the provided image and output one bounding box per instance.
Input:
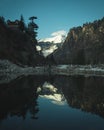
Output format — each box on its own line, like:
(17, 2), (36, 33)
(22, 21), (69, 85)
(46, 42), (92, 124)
(37, 82), (66, 105)
(37, 94), (104, 130)
(0, 76), (104, 130)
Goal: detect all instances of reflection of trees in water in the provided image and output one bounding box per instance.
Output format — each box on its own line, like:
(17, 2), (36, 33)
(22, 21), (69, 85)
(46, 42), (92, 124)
(1, 75), (104, 121)
(0, 76), (46, 121)
(52, 76), (104, 118)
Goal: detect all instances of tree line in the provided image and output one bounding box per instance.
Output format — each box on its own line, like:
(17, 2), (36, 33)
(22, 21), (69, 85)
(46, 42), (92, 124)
(0, 15), (38, 42)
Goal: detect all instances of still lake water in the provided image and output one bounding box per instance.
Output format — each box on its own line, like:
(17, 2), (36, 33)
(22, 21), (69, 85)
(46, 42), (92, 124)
(0, 75), (104, 130)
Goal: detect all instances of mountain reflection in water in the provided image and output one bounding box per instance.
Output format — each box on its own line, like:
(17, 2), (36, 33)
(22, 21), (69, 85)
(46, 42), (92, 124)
(0, 75), (104, 130)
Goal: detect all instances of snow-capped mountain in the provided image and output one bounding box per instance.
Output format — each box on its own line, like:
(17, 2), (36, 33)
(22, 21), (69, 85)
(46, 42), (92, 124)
(39, 30), (67, 43)
(37, 30), (67, 57)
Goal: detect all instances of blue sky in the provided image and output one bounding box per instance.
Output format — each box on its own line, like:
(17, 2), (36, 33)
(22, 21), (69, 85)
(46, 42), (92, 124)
(0, 0), (104, 39)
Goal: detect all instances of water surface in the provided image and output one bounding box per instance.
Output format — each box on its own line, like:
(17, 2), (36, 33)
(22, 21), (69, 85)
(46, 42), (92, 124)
(0, 75), (104, 130)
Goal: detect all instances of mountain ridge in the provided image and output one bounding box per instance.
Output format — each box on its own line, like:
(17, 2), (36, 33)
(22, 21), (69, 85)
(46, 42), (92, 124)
(37, 30), (67, 57)
(51, 17), (104, 65)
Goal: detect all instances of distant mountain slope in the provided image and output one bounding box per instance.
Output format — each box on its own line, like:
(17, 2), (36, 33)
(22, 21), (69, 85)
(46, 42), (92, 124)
(52, 17), (104, 65)
(0, 19), (45, 66)
(38, 30), (67, 43)
(37, 30), (67, 57)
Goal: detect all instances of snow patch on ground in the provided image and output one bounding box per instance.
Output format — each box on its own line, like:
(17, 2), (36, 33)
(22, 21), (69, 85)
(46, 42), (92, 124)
(0, 60), (104, 84)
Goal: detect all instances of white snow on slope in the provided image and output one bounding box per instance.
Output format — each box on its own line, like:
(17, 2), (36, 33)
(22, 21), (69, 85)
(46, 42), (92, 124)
(39, 30), (67, 43)
(37, 30), (67, 57)
(42, 44), (58, 57)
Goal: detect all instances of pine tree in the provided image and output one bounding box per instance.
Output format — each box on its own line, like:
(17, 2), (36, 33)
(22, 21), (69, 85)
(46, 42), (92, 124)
(0, 16), (5, 24)
(28, 16), (38, 39)
(19, 15), (25, 32)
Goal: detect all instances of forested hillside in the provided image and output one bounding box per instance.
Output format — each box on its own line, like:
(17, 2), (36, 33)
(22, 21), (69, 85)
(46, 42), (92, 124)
(52, 17), (104, 65)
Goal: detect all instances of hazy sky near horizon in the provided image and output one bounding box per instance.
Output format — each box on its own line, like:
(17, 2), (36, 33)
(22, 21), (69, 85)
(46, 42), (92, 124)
(0, 0), (104, 39)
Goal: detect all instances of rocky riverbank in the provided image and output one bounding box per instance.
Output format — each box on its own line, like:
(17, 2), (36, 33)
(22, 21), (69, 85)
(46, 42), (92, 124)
(51, 65), (104, 77)
(0, 60), (104, 84)
(0, 60), (48, 84)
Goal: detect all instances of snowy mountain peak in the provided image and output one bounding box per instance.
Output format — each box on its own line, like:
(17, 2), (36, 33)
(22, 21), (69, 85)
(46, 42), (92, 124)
(37, 30), (67, 57)
(39, 30), (67, 43)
